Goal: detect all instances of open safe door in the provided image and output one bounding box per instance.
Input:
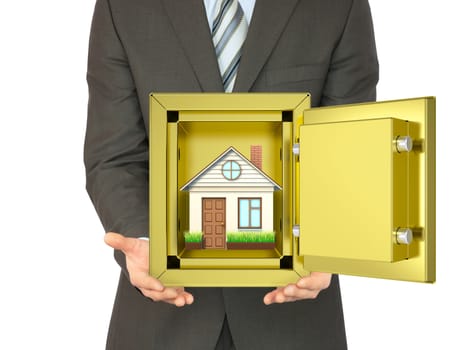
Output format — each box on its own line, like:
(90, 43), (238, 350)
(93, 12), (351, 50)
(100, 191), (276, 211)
(295, 97), (435, 282)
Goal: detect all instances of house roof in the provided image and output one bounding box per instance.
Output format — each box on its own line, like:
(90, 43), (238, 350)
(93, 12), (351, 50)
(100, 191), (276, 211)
(180, 146), (282, 191)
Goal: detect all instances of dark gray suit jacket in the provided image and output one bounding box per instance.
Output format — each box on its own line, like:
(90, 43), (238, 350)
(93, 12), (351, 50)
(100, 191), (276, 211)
(85, 0), (378, 349)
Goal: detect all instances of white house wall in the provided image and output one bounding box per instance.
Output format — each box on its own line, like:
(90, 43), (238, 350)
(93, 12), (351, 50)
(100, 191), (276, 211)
(189, 189), (275, 233)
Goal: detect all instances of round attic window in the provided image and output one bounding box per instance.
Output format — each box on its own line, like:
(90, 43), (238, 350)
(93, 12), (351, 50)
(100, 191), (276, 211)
(222, 160), (241, 180)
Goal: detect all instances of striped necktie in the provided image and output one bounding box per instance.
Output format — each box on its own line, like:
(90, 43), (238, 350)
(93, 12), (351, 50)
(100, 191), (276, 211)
(212, 0), (248, 92)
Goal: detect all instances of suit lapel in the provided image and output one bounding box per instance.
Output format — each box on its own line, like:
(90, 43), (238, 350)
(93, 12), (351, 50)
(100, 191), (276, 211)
(161, 0), (224, 92)
(234, 0), (300, 92)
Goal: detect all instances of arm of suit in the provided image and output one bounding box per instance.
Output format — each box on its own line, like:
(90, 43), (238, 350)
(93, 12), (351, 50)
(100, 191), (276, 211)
(85, 0), (194, 306)
(321, 0), (379, 106)
(85, 0), (149, 272)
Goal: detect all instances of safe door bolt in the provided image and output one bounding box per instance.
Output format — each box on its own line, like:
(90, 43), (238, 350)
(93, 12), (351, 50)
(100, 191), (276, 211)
(292, 143), (300, 156)
(395, 136), (413, 153)
(395, 228), (413, 245)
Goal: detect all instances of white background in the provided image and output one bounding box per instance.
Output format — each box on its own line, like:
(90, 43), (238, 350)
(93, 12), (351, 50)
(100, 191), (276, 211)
(0, 0), (453, 349)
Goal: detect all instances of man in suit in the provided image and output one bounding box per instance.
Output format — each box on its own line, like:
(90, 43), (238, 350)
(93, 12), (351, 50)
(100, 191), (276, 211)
(85, 0), (378, 348)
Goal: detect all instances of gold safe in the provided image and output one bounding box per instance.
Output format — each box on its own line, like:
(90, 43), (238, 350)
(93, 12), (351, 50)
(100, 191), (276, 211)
(149, 93), (435, 287)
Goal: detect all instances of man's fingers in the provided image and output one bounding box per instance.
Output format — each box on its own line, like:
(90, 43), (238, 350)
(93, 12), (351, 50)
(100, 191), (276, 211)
(130, 271), (164, 292)
(140, 287), (179, 300)
(265, 288), (312, 304)
(182, 291), (195, 305)
(284, 284), (320, 300)
(264, 273), (332, 305)
(141, 288), (194, 307)
(296, 272), (331, 290)
(104, 232), (140, 255)
(263, 289), (282, 305)
(264, 289), (288, 304)
(172, 293), (194, 307)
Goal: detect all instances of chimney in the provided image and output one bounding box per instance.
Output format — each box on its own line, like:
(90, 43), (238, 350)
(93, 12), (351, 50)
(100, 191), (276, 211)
(250, 145), (262, 170)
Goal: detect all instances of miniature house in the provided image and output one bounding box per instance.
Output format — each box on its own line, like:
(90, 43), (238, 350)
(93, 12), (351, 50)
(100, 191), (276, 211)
(180, 146), (282, 249)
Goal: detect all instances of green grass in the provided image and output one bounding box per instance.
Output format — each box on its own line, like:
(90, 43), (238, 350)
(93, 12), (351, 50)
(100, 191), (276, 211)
(226, 231), (275, 243)
(184, 231), (203, 243)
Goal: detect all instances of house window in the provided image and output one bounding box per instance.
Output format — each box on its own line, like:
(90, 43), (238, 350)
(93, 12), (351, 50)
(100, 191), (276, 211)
(238, 198), (262, 229)
(222, 160), (241, 180)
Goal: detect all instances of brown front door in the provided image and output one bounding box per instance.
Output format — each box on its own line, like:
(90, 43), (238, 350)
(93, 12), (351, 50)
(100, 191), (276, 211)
(202, 198), (226, 249)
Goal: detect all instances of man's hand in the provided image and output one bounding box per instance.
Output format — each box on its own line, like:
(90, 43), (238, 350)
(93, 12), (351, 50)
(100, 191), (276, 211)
(263, 272), (332, 305)
(104, 232), (194, 307)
